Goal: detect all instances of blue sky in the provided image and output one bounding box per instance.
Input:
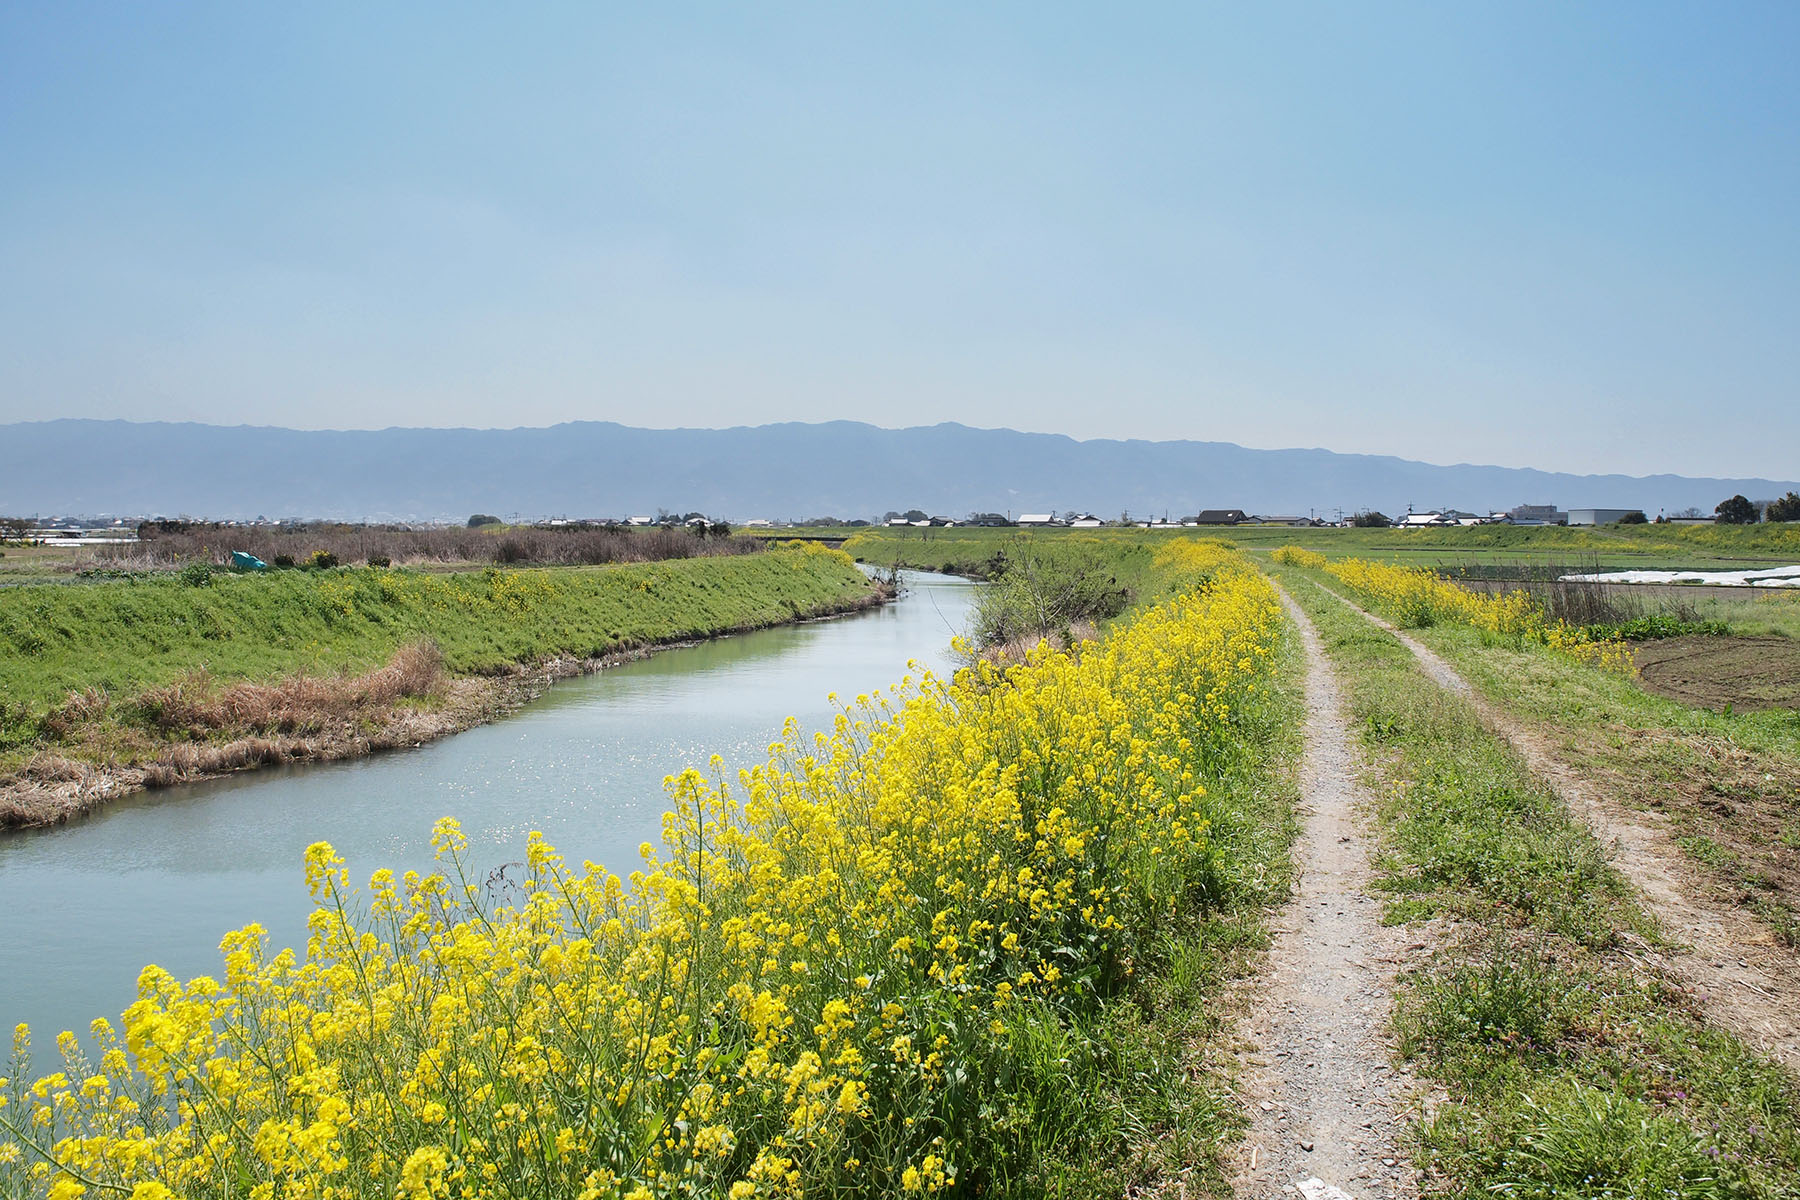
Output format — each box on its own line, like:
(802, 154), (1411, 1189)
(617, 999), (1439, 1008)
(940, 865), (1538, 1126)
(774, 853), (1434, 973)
(3, 2), (1797, 478)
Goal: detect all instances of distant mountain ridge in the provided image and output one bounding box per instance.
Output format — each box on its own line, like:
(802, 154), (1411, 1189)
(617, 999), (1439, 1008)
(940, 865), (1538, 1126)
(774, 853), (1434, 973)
(3, 419), (1793, 523)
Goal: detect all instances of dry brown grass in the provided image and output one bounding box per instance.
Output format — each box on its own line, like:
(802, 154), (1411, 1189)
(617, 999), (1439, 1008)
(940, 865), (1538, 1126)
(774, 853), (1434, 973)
(42, 686), (112, 738)
(139, 738), (291, 788)
(96, 522), (763, 569)
(133, 641), (442, 737)
(0, 753), (121, 827)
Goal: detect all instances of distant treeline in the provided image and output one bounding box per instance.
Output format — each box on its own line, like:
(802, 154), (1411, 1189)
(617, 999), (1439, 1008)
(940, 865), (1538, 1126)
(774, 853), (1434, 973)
(100, 522), (764, 569)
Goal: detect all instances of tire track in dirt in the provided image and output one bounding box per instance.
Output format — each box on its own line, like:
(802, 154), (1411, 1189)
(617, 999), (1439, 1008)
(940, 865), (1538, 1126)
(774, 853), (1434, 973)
(1316, 581), (1800, 1073)
(1231, 590), (1420, 1200)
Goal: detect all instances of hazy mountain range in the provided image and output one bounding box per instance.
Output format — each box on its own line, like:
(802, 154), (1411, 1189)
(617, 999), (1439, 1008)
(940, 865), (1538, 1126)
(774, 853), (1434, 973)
(5, 419), (1794, 523)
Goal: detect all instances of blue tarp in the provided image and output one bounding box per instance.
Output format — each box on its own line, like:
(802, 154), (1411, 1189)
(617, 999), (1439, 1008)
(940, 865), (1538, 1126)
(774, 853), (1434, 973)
(230, 550), (269, 571)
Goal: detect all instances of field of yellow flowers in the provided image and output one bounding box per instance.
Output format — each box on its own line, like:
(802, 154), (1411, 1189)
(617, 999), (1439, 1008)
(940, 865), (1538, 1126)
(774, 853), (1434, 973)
(1, 542), (1285, 1199)
(1308, 556), (1634, 672)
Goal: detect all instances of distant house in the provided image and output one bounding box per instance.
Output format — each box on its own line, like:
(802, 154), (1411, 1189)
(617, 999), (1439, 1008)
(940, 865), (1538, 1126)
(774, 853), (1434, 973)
(1568, 508), (1637, 526)
(926, 516), (956, 527)
(1068, 514), (1103, 528)
(1506, 503), (1566, 526)
(742, 519), (774, 528)
(1195, 509), (1248, 525)
(1016, 513), (1061, 526)
(626, 516), (654, 526)
(1400, 513), (1451, 528)
(1666, 515), (1716, 525)
(969, 513), (1014, 527)
(1249, 515), (1307, 526)
(887, 517), (913, 526)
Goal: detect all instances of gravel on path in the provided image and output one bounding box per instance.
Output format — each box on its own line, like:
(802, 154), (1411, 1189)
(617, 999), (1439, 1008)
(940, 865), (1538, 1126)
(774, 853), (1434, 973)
(1231, 589), (1421, 1200)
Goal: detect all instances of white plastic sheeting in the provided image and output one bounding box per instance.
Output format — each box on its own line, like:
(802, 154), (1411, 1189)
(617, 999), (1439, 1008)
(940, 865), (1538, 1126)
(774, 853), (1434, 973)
(1560, 565), (1800, 588)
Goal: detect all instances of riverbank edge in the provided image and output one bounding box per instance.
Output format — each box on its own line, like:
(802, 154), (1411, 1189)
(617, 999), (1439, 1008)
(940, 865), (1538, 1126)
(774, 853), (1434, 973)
(0, 581), (897, 831)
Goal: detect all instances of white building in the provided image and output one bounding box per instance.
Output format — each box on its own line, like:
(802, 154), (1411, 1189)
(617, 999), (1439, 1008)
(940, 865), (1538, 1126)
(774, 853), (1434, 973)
(1568, 508), (1639, 526)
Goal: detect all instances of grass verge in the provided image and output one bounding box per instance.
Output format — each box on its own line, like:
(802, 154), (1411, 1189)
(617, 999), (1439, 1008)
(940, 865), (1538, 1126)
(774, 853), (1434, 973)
(1275, 567), (1800, 1198)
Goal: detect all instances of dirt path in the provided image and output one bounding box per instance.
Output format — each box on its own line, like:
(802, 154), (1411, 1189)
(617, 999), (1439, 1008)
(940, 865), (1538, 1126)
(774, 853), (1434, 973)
(1231, 591), (1420, 1200)
(1315, 582), (1800, 1073)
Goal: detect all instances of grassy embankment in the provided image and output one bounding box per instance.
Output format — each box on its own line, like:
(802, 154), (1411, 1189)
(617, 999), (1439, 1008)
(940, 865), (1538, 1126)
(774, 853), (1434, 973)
(0, 546), (883, 822)
(1, 540), (1303, 1198)
(1273, 562), (1800, 1197)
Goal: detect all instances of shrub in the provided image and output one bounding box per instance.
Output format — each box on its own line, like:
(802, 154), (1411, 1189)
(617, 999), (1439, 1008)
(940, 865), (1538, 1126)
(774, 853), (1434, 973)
(177, 562), (214, 587)
(967, 545), (1130, 648)
(467, 513), (502, 528)
(1616, 510), (1647, 524)
(309, 549), (339, 569)
(1715, 494), (1758, 525)
(366, 554), (391, 568)
(272, 554), (296, 569)
(1351, 510), (1392, 527)
(1766, 491), (1800, 523)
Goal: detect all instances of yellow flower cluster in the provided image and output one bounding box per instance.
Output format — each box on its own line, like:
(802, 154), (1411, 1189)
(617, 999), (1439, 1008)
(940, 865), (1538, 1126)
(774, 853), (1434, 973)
(1, 546), (1282, 1199)
(1322, 558), (1633, 672)
(1268, 546), (1326, 569)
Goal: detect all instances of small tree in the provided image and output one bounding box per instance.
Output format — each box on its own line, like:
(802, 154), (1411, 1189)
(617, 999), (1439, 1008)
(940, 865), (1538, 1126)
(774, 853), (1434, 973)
(1715, 494), (1758, 525)
(1616, 510), (1648, 524)
(467, 514), (501, 528)
(1350, 510), (1392, 528)
(1764, 491), (1800, 523)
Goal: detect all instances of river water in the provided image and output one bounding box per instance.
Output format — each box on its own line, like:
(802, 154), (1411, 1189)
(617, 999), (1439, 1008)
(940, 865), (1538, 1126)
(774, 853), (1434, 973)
(0, 570), (977, 1041)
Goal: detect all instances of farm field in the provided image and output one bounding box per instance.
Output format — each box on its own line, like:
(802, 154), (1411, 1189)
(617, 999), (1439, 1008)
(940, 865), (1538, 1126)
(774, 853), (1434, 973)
(837, 520), (1800, 576)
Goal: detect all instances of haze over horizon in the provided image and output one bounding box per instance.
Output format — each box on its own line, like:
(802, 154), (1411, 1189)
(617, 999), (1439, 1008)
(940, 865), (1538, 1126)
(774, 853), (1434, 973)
(10, 414), (1795, 484)
(5, 4), (1798, 479)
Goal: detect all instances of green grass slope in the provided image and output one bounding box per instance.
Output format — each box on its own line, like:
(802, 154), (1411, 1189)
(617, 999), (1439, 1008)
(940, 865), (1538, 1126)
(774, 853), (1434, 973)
(0, 546), (874, 755)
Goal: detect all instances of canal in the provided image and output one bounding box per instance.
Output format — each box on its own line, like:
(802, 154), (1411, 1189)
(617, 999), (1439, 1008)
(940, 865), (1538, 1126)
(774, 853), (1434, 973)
(0, 570), (978, 1040)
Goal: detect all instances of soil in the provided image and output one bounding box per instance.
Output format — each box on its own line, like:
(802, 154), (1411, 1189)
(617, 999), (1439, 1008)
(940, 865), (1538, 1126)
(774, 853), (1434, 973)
(1318, 584), (1800, 1073)
(1631, 634), (1800, 711)
(1568, 725), (1800, 946)
(1230, 590), (1422, 1200)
